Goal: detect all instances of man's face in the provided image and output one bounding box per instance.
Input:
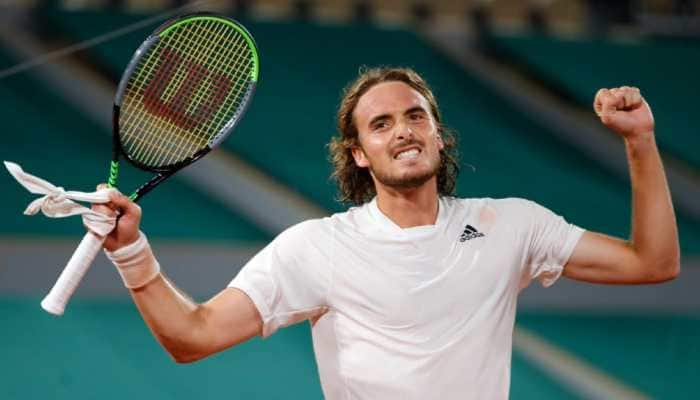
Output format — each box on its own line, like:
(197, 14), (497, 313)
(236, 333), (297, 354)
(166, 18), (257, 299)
(351, 81), (444, 191)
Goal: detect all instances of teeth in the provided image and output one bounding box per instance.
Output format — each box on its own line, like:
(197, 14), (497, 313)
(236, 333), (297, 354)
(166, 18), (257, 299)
(396, 149), (420, 160)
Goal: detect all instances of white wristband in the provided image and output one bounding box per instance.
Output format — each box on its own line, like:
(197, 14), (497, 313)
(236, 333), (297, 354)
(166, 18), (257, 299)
(105, 231), (161, 289)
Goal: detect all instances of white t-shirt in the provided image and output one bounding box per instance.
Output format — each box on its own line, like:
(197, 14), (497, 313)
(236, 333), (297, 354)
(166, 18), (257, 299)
(229, 197), (584, 399)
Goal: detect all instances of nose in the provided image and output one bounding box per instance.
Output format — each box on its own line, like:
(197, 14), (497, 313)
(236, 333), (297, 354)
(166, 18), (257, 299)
(395, 122), (414, 141)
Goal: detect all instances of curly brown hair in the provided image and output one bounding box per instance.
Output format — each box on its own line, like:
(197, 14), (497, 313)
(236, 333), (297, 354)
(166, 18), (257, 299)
(328, 67), (459, 205)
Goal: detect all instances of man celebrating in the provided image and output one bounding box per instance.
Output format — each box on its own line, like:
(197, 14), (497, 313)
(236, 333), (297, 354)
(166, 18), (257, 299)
(98, 67), (679, 399)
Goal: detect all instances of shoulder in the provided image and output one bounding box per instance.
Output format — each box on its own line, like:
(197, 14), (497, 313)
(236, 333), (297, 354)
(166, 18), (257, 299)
(275, 202), (371, 242)
(441, 196), (539, 214)
(446, 196), (551, 228)
(482, 198), (569, 233)
(277, 217), (332, 243)
(327, 202), (373, 229)
(261, 218), (334, 262)
(479, 197), (545, 215)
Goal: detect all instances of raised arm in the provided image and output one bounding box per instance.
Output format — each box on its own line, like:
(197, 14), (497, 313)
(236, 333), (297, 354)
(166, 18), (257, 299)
(94, 190), (262, 363)
(563, 87), (680, 284)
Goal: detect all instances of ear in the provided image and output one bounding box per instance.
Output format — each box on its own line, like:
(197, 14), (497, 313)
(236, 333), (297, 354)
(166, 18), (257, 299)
(436, 130), (444, 151)
(351, 145), (370, 168)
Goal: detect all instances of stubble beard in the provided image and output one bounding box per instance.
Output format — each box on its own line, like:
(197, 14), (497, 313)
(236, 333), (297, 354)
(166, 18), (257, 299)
(370, 153), (441, 190)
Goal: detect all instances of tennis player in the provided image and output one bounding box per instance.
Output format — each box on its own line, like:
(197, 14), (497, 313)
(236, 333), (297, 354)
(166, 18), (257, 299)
(97, 67), (679, 399)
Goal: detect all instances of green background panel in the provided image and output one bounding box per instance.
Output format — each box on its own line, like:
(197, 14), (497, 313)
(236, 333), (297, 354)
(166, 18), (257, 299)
(517, 311), (700, 400)
(487, 34), (700, 169)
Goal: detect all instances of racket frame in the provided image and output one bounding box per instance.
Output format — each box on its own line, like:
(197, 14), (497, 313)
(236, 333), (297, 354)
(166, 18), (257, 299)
(110, 12), (259, 201)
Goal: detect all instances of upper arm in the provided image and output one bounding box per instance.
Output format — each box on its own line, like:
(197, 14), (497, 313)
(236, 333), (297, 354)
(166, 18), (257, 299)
(563, 230), (676, 284)
(514, 199), (584, 288)
(227, 220), (332, 338)
(182, 219), (331, 362)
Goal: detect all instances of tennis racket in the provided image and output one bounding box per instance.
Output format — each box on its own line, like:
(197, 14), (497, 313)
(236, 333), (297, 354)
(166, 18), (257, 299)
(41, 13), (260, 315)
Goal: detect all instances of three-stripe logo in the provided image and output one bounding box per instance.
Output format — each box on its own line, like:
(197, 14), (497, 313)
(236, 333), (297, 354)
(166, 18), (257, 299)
(459, 224), (485, 242)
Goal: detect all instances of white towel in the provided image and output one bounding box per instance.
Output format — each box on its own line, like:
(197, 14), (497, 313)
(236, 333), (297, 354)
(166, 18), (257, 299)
(4, 161), (117, 237)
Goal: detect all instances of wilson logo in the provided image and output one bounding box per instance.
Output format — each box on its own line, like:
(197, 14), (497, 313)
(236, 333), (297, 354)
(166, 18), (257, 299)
(459, 224), (485, 242)
(142, 47), (233, 130)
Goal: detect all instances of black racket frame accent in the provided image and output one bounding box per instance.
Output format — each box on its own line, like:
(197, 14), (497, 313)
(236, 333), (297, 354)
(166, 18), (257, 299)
(110, 12), (259, 202)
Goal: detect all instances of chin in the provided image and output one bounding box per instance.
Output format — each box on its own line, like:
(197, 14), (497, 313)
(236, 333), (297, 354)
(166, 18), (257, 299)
(377, 169), (437, 189)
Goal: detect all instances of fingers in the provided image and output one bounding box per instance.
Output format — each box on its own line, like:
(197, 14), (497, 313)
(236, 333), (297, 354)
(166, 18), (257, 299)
(594, 89), (616, 117)
(610, 86), (642, 110)
(107, 189), (136, 212)
(594, 86), (643, 117)
(92, 184), (141, 219)
(617, 86), (641, 109)
(92, 184), (118, 217)
(91, 184), (142, 251)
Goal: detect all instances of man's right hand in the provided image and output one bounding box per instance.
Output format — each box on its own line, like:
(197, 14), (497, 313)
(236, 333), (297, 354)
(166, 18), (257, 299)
(93, 184), (142, 251)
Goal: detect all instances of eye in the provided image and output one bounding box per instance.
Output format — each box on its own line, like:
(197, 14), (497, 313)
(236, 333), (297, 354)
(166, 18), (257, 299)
(371, 119), (390, 131)
(409, 112), (426, 121)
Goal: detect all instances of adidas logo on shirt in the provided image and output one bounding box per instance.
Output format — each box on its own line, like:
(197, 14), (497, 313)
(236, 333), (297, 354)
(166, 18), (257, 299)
(459, 224), (485, 242)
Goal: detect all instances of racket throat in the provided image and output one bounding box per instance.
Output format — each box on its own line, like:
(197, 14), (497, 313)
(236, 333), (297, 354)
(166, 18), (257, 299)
(133, 172), (171, 202)
(107, 160), (119, 187)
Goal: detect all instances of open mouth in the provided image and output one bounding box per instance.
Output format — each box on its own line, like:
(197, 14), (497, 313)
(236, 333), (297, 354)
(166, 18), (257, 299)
(394, 147), (422, 160)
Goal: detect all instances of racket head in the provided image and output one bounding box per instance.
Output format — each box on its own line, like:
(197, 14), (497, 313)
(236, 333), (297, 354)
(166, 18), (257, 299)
(113, 13), (259, 174)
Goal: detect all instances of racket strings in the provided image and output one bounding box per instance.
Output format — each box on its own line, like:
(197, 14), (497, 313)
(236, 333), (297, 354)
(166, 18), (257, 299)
(123, 23), (213, 164)
(159, 20), (251, 160)
(138, 25), (213, 165)
(119, 17), (255, 168)
(121, 22), (200, 161)
(163, 20), (242, 153)
(144, 20), (232, 166)
(205, 31), (253, 128)
(183, 20), (253, 135)
(121, 42), (194, 164)
(156, 33), (249, 162)
(169, 19), (252, 132)
(122, 58), (182, 163)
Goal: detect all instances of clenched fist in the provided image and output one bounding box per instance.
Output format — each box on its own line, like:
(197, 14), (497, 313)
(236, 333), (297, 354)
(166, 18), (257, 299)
(594, 86), (655, 140)
(92, 184), (142, 252)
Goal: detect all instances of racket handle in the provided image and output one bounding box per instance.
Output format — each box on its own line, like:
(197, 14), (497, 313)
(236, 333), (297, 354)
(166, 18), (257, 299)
(41, 231), (106, 315)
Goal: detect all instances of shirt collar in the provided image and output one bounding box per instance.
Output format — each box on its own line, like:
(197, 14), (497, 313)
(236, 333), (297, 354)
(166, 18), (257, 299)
(367, 196), (446, 233)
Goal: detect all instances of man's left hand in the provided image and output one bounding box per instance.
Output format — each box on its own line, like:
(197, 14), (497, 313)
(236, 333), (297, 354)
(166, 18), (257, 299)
(594, 86), (655, 140)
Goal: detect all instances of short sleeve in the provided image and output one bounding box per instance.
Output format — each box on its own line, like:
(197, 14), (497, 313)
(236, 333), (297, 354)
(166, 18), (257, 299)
(229, 219), (332, 338)
(517, 200), (585, 288)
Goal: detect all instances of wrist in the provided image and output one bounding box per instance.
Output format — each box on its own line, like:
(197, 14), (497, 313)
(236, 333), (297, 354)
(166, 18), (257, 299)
(625, 131), (656, 154)
(105, 231), (161, 289)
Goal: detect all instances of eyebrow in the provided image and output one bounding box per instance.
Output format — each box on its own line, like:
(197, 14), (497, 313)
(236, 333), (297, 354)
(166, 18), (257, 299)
(367, 106), (428, 127)
(405, 106), (427, 116)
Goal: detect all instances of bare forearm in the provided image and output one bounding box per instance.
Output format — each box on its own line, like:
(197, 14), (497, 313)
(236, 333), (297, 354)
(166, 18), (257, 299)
(129, 274), (210, 362)
(626, 133), (680, 275)
(565, 87), (680, 284)
(94, 191), (261, 362)
(125, 270), (262, 363)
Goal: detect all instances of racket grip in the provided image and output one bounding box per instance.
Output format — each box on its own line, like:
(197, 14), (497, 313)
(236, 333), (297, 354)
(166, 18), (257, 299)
(41, 231), (106, 316)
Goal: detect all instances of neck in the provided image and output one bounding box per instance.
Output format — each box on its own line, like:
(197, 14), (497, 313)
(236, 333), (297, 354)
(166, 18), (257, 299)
(374, 179), (440, 228)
